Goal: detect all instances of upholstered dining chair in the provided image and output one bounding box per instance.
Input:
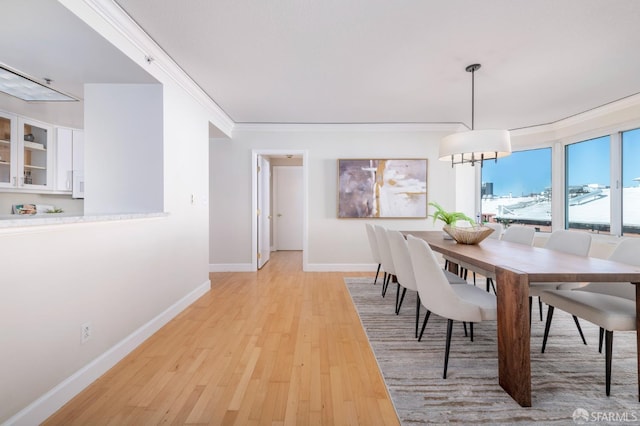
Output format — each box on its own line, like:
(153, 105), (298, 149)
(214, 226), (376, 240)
(386, 230), (422, 335)
(484, 225), (536, 293)
(539, 238), (640, 395)
(407, 235), (497, 378)
(448, 222), (504, 285)
(365, 223), (383, 285)
(374, 225), (396, 297)
(485, 222), (504, 239)
(501, 224), (536, 245)
(387, 230), (467, 338)
(529, 230), (592, 325)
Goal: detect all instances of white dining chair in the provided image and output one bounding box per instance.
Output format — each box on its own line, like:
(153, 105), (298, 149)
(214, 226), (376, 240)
(484, 225), (536, 293)
(540, 238), (640, 395)
(485, 222), (504, 239)
(407, 235), (497, 378)
(365, 223), (383, 285)
(374, 225), (396, 297)
(387, 230), (468, 338)
(501, 224), (536, 245)
(529, 230), (592, 324)
(447, 222), (504, 285)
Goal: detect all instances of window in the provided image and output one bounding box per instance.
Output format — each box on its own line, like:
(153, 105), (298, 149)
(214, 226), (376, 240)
(481, 148), (552, 231)
(622, 128), (640, 235)
(565, 136), (610, 234)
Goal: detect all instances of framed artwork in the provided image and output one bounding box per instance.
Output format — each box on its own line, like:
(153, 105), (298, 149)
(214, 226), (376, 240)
(337, 158), (428, 218)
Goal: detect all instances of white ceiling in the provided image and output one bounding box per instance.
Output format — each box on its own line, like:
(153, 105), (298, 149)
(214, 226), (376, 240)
(113, 0), (640, 130)
(3, 1), (640, 132)
(0, 0), (157, 101)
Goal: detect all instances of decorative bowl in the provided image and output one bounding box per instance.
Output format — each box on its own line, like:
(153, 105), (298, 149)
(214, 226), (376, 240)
(442, 225), (495, 245)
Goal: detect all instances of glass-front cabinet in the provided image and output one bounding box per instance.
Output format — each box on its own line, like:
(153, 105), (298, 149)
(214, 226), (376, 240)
(0, 111), (53, 190)
(18, 118), (52, 189)
(0, 110), (17, 188)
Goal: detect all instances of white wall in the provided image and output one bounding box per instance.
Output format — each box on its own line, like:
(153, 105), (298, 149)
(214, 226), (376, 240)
(210, 125), (466, 270)
(84, 84), (164, 214)
(0, 4), (213, 425)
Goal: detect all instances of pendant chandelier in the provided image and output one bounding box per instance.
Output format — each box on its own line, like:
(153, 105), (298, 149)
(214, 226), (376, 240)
(439, 64), (511, 167)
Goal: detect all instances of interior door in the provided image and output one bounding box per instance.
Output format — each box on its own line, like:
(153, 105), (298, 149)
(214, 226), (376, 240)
(257, 155), (271, 269)
(274, 166), (303, 250)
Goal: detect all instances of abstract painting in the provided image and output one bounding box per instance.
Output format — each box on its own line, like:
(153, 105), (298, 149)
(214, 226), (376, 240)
(338, 159), (428, 218)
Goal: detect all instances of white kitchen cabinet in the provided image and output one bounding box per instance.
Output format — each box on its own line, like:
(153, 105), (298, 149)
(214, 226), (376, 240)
(55, 127), (84, 196)
(0, 111), (17, 188)
(0, 113), (53, 190)
(0, 111), (84, 195)
(18, 117), (53, 190)
(71, 130), (84, 198)
(55, 127), (73, 192)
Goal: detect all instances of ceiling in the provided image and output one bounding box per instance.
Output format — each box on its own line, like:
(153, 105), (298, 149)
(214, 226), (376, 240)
(113, 0), (640, 130)
(3, 1), (640, 133)
(0, 0), (157, 101)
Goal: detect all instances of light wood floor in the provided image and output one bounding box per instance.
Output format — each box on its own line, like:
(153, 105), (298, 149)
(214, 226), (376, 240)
(44, 251), (399, 425)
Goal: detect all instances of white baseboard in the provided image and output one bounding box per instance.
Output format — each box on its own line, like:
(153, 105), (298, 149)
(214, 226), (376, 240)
(209, 263), (254, 272)
(4, 280), (211, 426)
(305, 263), (378, 272)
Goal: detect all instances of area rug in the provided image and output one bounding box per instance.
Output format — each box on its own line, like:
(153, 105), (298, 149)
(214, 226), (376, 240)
(344, 277), (640, 425)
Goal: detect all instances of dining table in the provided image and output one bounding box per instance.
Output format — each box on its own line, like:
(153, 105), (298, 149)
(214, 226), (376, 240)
(403, 230), (640, 407)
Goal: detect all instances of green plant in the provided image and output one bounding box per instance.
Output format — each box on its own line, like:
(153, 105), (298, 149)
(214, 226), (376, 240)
(428, 202), (474, 227)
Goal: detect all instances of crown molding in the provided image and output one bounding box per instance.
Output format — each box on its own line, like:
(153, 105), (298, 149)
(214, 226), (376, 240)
(552, 92), (640, 131)
(511, 92), (640, 138)
(71, 0), (234, 137)
(233, 122), (465, 133)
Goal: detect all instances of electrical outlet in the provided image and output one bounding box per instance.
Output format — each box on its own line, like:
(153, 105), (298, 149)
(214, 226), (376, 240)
(81, 322), (92, 344)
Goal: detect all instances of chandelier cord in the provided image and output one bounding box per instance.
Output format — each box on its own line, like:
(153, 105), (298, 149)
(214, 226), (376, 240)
(471, 67), (475, 131)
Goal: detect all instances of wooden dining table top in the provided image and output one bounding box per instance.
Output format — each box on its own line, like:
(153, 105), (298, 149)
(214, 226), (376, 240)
(404, 230), (640, 283)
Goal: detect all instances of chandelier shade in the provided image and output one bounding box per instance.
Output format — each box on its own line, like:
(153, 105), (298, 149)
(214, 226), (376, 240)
(439, 129), (511, 166)
(439, 63), (511, 167)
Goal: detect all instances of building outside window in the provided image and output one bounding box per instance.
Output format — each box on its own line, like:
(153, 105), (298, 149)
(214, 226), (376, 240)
(481, 147), (552, 231)
(565, 136), (611, 234)
(622, 128), (640, 235)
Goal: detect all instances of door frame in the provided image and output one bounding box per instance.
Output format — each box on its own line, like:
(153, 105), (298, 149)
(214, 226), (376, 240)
(251, 149), (308, 271)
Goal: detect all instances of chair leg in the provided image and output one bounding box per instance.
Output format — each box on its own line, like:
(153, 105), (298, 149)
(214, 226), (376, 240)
(529, 296), (533, 329)
(542, 305), (555, 353)
(472, 272), (476, 285)
(538, 297), (543, 321)
(415, 293), (420, 339)
(395, 285), (407, 315)
(572, 315), (587, 345)
(418, 310), (431, 341)
(486, 278), (496, 294)
(443, 319), (454, 379)
(599, 327), (604, 353)
(470, 322), (474, 342)
(605, 330), (613, 396)
(373, 263), (381, 285)
(381, 272), (387, 296)
(463, 322), (468, 337)
(382, 274), (391, 297)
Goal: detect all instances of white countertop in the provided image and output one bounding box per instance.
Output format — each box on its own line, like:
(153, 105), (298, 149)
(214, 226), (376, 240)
(0, 212), (168, 228)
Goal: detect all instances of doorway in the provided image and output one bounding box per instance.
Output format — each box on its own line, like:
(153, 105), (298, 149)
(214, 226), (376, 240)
(251, 150), (308, 271)
(273, 165), (303, 250)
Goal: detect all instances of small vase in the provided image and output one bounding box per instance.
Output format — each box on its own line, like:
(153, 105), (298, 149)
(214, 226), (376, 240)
(442, 225), (454, 239)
